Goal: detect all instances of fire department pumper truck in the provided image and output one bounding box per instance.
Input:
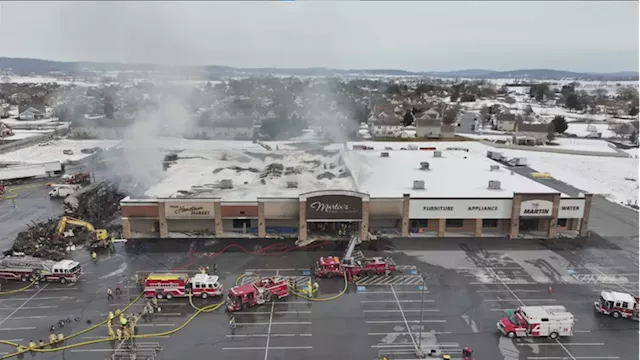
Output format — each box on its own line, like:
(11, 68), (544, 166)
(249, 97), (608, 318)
(226, 276), (289, 312)
(594, 290), (639, 320)
(143, 273), (223, 299)
(0, 253), (83, 283)
(315, 235), (397, 282)
(497, 305), (574, 339)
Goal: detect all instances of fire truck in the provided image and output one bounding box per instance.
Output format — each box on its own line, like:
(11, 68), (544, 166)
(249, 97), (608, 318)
(497, 305), (574, 339)
(594, 290), (639, 320)
(314, 235), (396, 281)
(226, 276), (289, 312)
(143, 273), (223, 299)
(60, 172), (91, 185)
(0, 253), (83, 283)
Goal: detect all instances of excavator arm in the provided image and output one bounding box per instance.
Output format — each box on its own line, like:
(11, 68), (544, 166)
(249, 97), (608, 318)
(56, 216), (108, 241)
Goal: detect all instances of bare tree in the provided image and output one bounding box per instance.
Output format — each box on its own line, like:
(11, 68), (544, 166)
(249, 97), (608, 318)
(441, 107), (459, 125)
(612, 122), (633, 138)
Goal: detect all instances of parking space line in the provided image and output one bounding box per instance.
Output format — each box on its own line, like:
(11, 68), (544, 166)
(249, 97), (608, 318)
(236, 322), (312, 325)
(0, 327), (36, 331)
(264, 299), (276, 360)
(484, 299), (556, 302)
(368, 332), (452, 335)
(390, 285), (419, 353)
(0, 306), (58, 310)
(361, 300), (433, 303)
(0, 283), (48, 328)
(518, 343), (604, 346)
(528, 357), (619, 360)
(363, 309), (439, 313)
(226, 333), (312, 338)
(476, 289), (546, 293)
(0, 296), (72, 301)
(591, 268), (637, 293)
(372, 343), (460, 348)
(234, 311), (312, 315)
(223, 346), (313, 350)
(358, 291), (429, 294)
(365, 320), (446, 324)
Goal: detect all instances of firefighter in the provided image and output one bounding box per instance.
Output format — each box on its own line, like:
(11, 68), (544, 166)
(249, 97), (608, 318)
(107, 287), (113, 301)
(28, 340), (36, 350)
(34, 279), (39, 290)
(229, 315), (236, 330)
(312, 281), (319, 296)
(130, 316), (137, 335)
(206, 265), (210, 274)
(200, 267), (206, 274)
(120, 315), (128, 327)
(91, 251), (97, 261)
(57, 333), (64, 344)
(38, 339), (45, 347)
(48, 333), (57, 346)
(151, 297), (158, 308)
(108, 324), (115, 339)
(108, 311), (115, 321)
(122, 327), (131, 341)
(134, 272), (139, 285)
(213, 263), (218, 273)
(115, 283), (121, 295)
(462, 347), (473, 359)
(443, 355), (451, 360)
(116, 328), (123, 341)
(306, 279), (312, 295)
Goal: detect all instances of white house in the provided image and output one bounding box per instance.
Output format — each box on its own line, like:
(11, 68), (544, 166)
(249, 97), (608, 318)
(496, 113), (517, 132)
(371, 119), (404, 138)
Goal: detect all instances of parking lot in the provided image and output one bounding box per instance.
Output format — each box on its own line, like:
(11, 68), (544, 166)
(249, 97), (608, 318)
(0, 235), (636, 359)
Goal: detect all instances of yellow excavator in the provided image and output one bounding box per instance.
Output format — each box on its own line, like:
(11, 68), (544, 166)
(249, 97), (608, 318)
(56, 216), (109, 248)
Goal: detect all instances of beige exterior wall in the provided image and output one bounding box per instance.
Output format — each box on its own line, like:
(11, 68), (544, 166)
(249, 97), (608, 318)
(298, 201), (307, 241)
(122, 218), (132, 239)
(263, 200), (299, 218)
(580, 194), (593, 237)
(360, 200), (370, 241)
(167, 219), (215, 234)
(158, 202), (168, 238)
(402, 194), (410, 236)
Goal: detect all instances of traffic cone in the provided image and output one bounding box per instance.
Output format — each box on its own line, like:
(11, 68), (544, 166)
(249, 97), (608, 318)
(548, 286), (553, 294)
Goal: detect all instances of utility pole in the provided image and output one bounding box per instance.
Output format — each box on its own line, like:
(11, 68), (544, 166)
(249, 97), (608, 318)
(416, 273), (426, 359)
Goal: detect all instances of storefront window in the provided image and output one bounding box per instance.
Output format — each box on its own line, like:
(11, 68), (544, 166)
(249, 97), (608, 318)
(445, 219), (464, 228)
(482, 219), (498, 228)
(557, 218), (568, 227)
(410, 219), (428, 228)
(233, 219), (251, 229)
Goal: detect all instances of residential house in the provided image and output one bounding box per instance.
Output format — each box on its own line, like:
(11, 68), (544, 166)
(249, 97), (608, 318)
(515, 123), (548, 145)
(370, 118), (404, 138)
(441, 124), (456, 138)
(0, 122), (13, 138)
(18, 104), (46, 120)
(496, 113), (517, 132)
(415, 118), (441, 138)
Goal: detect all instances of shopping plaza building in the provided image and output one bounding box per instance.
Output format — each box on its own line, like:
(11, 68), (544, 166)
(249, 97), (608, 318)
(120, 144), (592, 240)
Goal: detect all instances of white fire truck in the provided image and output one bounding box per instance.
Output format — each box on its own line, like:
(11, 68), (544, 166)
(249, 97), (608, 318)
(497, 305), (574, 339)
(143, 273), (223, 299)
(0, 253), (83, 283)
(594, 290), (639, 320)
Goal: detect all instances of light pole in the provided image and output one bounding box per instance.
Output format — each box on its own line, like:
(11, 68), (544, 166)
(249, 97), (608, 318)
(416, 273), (426, 358)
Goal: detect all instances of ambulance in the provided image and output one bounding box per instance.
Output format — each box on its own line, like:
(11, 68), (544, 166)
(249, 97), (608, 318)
(497, 305), (574, 339)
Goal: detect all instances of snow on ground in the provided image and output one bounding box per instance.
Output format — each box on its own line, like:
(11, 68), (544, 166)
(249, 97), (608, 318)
(499, 149), (639, 206)
(145, 148), (355, 200)
(0, 118), (63, 127)
(0, 139), (121, 164)
(624, 148), (639, 158)
(565, 123), (617, 138)
(1, 129), (54, 140)
(460, 133), (618, 153)
(1, 76), (97, 87)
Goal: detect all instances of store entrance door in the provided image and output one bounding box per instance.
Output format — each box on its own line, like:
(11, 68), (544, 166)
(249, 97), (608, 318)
(519, 219), (539, 231)
(308, 221), (359, 238)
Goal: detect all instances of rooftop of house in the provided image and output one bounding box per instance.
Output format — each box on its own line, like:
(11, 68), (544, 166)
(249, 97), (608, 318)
(341, 144), (568, 198)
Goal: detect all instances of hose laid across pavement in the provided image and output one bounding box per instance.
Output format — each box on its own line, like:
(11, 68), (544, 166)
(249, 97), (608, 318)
(288, 272), (349, 302)
(0, 279), (35, 295)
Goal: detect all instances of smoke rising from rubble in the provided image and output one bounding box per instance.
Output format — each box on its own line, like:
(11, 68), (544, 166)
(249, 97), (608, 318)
(301, 78), (355, 144)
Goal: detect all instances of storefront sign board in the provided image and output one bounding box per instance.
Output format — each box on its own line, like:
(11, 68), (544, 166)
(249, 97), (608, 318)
(408, 199), (513, 219)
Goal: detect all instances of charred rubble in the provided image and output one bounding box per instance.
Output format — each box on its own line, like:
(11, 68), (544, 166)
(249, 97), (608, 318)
(10, 181), (126, 260)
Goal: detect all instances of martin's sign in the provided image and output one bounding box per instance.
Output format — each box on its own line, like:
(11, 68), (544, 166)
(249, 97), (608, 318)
(164, 202), (215, 219)
(520, 200), (553, 217)
(306, 195), (362, 220)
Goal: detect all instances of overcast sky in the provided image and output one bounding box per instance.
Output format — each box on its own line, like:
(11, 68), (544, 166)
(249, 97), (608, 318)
(0, 1), (637, 72)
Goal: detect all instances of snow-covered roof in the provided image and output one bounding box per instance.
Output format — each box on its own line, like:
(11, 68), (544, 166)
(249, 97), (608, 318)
(341, 146), (567, 198)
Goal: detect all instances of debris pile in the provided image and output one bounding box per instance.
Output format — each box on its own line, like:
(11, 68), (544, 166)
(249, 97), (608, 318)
(10, 181), (126, 260)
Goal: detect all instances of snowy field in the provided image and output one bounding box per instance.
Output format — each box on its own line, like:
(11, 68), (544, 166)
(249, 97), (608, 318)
(565, 123), (618, 138)
(145, 147), (355, 200)
(0, 139), (121, 164)
(1, 76), (97, 87)
(460, 133), (618, 153)
(1, 129), (55, 140)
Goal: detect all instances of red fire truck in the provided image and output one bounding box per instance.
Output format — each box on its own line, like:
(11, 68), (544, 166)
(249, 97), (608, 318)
(594, 290), (639, 320)
(143, 273), (223, 299)
(314, 235), (396, 281)
(0, 254), (83, 283)
(61, 172), (91, 185)
(497, 305), (574, 339)
(226, 276), (289, 312)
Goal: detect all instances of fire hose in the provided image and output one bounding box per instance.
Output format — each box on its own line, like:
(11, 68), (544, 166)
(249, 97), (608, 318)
(0, 279), (36, 295)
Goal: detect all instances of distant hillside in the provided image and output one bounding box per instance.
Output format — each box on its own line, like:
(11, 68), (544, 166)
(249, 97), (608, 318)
(0, 57), (637, 81)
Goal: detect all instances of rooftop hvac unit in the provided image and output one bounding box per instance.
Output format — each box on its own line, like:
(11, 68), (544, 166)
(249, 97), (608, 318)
(488, 180), (501, 190)
(419, 162), (430, 170)
(380, 152), (390, 157)
(219, 179), (233, 189)
(384, 147), (393, 150)
(490, 165), (500, 171)
(286, 181), (298, 189)
(413, 180), (425, 190)
(433, 151), (442, 158)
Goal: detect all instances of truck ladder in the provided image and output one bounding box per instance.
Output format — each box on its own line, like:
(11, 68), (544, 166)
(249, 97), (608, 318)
(0, 256), (55, 272)
(342, 235), (362, 267)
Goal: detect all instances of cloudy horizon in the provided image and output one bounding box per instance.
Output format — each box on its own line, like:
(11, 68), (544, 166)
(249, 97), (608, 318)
(0, 1), (637, 73)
